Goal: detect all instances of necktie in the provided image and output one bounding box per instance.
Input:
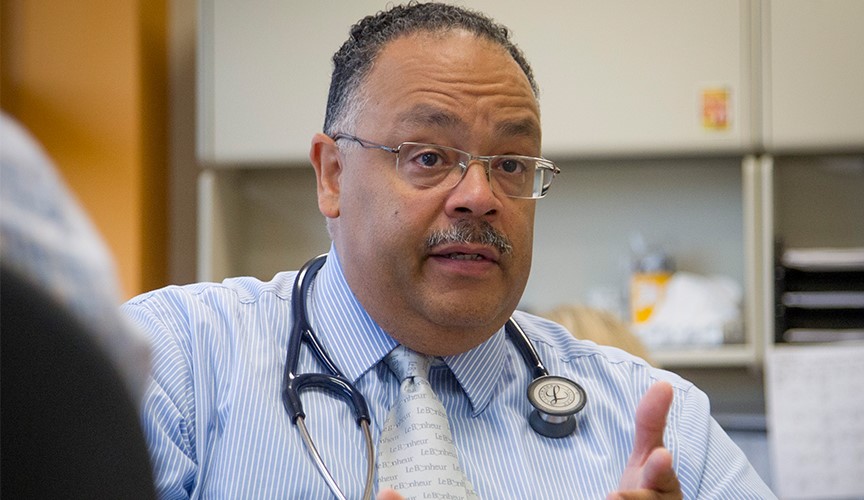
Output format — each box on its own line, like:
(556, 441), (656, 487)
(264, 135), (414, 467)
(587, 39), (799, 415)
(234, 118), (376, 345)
(377, 345), (479, 499)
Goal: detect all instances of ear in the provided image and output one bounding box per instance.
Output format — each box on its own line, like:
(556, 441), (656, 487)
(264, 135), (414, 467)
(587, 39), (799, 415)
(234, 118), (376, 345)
(310, 132), (342, 218)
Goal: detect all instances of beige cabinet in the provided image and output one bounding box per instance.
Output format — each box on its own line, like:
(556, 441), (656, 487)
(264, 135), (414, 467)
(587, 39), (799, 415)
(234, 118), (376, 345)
(198, 0), (754, 163)
(461, 0), (755, 157)
(761, 0), (864, 152)
(197, 2), (378, 164)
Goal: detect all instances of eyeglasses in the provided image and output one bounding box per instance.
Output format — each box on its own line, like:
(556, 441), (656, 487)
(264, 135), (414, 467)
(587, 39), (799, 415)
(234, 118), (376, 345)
(332, 134), (560, 199)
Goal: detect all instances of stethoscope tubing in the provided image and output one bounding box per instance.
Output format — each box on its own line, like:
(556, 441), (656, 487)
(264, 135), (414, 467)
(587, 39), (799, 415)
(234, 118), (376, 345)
(282, 254), (371, 425)
(505, 317), (548, 380)
(295, 416), (375, 500)
(282, 254), (586, 499)
(281, 254), (374, 499)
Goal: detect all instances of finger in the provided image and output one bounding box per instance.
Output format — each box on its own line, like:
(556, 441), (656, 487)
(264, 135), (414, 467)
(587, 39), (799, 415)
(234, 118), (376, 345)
(631, 381), (674, 464)
(376, 488), (406, 500)
(606, 451), (682, 500)
(641, 447), (679, 494)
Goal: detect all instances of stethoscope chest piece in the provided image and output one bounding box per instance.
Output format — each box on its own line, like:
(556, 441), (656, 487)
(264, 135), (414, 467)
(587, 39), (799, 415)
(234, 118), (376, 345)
(527, 375), (587, 438)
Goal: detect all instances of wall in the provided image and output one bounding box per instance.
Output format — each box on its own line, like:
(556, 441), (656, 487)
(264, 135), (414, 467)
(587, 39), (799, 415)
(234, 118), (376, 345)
(1, 0), (168, 298)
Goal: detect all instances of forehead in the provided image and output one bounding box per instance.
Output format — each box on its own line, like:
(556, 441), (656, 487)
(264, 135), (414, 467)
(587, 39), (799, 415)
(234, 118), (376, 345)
(354, 30), (541, 144)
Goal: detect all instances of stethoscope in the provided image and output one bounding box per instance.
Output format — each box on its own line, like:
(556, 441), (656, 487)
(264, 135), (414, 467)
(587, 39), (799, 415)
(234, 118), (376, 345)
(281, 255), (588, 500)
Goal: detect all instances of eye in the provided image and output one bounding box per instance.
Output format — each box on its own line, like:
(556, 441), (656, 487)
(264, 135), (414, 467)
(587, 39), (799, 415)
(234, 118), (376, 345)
(403, 144), (453, 170)
(495, 157), (529, 175)
(417, 151), (442, 168)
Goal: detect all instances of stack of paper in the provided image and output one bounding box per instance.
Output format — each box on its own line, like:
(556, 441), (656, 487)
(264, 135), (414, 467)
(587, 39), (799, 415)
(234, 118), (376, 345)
(782, 247), (864, 271)
(767, 343), (864, 498)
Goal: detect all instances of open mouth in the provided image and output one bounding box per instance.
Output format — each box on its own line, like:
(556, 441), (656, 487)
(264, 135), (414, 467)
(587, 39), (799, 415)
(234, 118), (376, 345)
(443, 253), (486, 261)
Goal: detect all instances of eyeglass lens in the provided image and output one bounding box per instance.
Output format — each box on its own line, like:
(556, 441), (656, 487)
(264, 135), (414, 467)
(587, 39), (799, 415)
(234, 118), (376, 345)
(395, 143), (553, 199)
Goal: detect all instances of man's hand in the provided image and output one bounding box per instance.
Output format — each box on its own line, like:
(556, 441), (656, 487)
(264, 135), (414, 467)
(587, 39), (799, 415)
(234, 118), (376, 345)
(608, 381), (682, 500)
(377, 488), (405, 500)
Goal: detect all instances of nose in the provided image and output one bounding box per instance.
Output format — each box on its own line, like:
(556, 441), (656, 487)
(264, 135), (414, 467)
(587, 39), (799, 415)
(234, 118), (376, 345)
(443, 159), (502, 218)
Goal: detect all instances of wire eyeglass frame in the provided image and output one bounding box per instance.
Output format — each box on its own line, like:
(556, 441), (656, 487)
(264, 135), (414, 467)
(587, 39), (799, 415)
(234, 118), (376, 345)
(332, 133), (560, 199)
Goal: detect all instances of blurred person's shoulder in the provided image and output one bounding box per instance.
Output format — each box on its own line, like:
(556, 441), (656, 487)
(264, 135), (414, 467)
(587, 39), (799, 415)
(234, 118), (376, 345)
(0, 113), (151, 398)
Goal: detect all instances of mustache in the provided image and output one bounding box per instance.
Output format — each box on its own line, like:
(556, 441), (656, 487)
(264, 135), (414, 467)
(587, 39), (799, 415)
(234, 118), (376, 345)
(426, 220), (513, 256)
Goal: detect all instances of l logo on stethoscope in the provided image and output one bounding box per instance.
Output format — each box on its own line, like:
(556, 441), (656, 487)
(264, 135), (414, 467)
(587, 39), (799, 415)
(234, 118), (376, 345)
(544, 383), (569, 404)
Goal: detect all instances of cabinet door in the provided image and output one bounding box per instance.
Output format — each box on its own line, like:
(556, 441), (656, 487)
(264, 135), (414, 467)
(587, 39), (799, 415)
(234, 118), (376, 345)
(763, 0), (864, 151)
(198, 0), (753, 164)
(197, 1), (378, 164)
(477, 0), (753, 157)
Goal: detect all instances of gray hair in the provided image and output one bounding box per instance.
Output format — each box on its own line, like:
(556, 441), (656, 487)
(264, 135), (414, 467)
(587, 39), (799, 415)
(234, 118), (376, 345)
(323, 1), (539, 136)
(426, 219), (513, 256)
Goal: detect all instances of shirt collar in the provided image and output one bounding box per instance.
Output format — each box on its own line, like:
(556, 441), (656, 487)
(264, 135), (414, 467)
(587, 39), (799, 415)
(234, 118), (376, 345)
(309, 245), (508, 416)
(443, 327), (507, 416)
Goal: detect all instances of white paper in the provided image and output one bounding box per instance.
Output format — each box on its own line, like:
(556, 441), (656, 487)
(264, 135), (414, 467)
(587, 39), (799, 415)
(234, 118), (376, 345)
(782, 247), (864, 271)
(766, 343), (864, 498)
(782, 291), (864, 309)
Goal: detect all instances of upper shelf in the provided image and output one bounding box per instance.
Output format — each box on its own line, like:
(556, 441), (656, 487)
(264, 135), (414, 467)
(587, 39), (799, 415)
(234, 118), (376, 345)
(653, 344), (759, 369)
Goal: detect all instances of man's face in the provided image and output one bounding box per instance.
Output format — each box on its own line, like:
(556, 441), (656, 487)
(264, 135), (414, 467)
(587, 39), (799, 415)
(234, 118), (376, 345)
(313, 30), (542, 355)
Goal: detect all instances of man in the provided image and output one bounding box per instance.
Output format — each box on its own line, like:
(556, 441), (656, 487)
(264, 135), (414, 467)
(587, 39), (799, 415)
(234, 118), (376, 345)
(124, 3), (775, 498)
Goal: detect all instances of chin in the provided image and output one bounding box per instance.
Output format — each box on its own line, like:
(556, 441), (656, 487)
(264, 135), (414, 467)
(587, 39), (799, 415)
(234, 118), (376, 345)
(429, 302), (510, 333)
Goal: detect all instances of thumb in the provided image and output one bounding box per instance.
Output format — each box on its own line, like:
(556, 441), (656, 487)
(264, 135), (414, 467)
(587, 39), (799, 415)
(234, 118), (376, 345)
(630, 381), (674, 465)
(377, 488), (405, 500)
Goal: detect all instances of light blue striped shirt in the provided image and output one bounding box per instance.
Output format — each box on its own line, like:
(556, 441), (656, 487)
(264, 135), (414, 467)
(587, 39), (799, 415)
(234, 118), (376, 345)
(124, 247), (775, 499)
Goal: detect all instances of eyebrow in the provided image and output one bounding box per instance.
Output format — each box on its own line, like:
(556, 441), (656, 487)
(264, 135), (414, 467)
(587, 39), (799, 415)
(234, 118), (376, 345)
(393, 104), (540, 141)
(394, 104), (463, 131)
(494, 118), (541, 140)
